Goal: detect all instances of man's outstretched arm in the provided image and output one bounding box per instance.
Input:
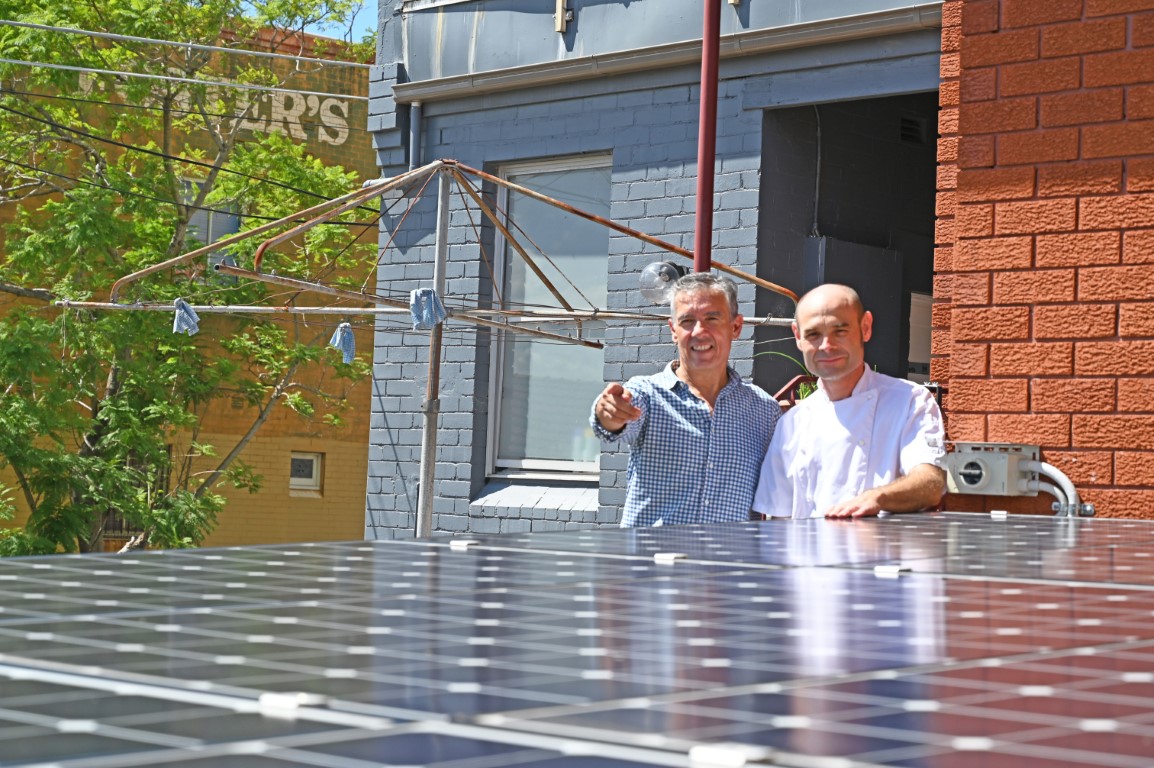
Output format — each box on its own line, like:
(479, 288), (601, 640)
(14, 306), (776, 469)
(824, 464), (946, 519)
(593, 382), (641, 433)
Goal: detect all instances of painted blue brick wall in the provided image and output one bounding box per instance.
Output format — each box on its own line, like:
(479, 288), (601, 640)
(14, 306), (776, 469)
(365, 63), (764, 540)
(365, 2), (942, 540)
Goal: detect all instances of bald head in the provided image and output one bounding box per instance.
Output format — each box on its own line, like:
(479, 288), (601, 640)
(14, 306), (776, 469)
(792, 283), (873, 401)
(794, 284), (864, 322)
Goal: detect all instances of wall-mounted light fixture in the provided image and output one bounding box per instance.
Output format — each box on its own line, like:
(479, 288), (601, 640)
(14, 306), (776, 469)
(639, 261), (687, 305)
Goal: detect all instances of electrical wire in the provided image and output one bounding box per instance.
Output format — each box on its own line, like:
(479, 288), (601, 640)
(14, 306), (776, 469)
(3, 86), (372, 135)
(0, 72), (419, 304)
(0, 154), (379, 228)
(0, 56), (369, 101)
(0, 102), (381, 213)
(0, 20), (373, 69)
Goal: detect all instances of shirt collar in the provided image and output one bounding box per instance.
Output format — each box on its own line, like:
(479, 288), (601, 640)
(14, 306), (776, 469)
(657, 361), (741, 392)
(850, 365), (877, 397)
(815, 365), (875, 401)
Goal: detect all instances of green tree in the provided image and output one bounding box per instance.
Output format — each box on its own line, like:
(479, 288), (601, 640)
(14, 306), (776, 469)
(0, 0), (376, 554)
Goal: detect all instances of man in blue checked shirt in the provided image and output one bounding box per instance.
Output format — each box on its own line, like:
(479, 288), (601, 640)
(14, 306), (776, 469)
(591, 273), (781, 526)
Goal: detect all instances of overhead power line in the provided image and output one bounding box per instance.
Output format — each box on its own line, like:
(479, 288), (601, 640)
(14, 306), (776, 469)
(0, 102), (380, 211)
(4, 86), (371, 135)
(0, 57), (369, 101)
(0, 154), (381, 228)
(0, 20), (372, 69)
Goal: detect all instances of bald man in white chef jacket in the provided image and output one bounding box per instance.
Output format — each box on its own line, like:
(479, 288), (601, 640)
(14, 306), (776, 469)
(752, 284), (946, 519)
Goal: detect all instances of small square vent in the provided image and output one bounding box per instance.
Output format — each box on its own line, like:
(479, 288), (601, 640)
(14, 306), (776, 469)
(900, 114), (930, 145)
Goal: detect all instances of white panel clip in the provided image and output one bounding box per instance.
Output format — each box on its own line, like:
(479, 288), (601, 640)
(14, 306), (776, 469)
(689, 741), (773, 766)
(258, 692), (329, 710)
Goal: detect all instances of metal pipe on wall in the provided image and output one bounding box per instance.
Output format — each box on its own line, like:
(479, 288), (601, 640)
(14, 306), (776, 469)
(409, 101), (423, 170)
(416, 172), (451, 538)
(693, 0), (722, 273)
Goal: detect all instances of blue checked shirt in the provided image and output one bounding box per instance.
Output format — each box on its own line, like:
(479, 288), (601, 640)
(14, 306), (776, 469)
(591, 363), (781, 527)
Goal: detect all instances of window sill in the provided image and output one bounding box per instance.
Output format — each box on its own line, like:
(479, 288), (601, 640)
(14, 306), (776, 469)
(472, 477), (599, 516)
(489, 469), (598, 483)
(289, 489), (323, 499)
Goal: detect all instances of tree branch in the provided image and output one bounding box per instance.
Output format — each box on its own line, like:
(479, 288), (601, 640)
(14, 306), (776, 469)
(0, 282), (53, 301)
(194, 360), (301, 498)
(11, 465), (40, 519)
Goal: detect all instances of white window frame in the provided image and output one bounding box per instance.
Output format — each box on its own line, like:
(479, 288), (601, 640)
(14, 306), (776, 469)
(289, 451), (324, 492)
(486, 154), (611, 480)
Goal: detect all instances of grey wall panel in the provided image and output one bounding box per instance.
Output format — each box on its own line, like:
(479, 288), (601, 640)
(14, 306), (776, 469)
(401, 0), (941, 81)
(743, 0), (925, 27)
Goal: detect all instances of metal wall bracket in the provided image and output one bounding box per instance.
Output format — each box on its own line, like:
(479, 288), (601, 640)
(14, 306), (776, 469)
(555, 0), (571, 32)
(1052, 501), (1097, 517)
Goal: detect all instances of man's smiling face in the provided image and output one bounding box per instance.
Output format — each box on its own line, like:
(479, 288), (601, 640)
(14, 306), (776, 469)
(792, 284), (873, 400)
(669, 288), (742, 380)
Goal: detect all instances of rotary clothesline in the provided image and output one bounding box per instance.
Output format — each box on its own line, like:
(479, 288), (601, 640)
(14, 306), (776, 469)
(60, 159), (795, 367)
(60, 158), (799, 538)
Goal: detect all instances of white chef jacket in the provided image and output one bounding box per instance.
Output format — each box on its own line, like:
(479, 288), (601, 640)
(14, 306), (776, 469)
(752, 367), (945, 518)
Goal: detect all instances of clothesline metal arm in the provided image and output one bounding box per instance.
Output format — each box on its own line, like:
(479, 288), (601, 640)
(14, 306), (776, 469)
(448, 160), (800, 304)
(211, 263), (604, 349)
(108, 161), (445, 302)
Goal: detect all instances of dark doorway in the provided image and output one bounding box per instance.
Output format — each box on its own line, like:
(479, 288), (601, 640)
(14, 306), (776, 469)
(753, 92), (938, 396)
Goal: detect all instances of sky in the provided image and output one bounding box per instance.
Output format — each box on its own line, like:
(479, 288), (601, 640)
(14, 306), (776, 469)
(348, 0), (378, 41)
(306, 1), (378, 43)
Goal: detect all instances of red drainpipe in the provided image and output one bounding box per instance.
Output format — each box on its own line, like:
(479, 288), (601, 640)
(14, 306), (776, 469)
(694, 0), (722, 273)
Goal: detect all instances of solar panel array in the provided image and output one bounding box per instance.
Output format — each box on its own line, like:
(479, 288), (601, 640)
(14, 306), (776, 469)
(2, 512), (1154, 767)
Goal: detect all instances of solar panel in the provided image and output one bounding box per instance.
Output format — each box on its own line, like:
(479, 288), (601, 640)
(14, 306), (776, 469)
(2, 513), (1153, 767)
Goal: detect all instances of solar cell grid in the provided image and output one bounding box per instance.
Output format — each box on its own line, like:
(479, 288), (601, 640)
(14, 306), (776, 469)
(2, 513), (1154, 767)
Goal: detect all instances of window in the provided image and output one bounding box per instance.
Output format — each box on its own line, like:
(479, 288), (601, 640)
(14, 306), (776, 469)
(179, 179), (240, 282)
(181, 179), (240, 245)
(289, 452), (323, 492)
(908, 292), (932, 383)
(489, 156), (611, 476)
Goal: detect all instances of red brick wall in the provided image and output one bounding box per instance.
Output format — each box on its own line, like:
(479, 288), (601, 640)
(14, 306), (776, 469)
(936, 0), (1154, 518)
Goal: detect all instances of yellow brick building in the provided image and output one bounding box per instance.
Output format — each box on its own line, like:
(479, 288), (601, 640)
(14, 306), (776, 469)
(1, 29), (377, 550)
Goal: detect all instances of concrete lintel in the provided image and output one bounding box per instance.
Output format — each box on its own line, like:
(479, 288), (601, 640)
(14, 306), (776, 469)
(742, 50), (942, 109)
